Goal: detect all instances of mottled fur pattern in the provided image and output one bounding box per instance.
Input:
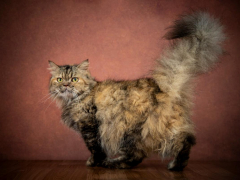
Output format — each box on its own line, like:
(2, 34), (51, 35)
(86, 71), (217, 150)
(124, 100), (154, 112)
(48, 12), (225, 170)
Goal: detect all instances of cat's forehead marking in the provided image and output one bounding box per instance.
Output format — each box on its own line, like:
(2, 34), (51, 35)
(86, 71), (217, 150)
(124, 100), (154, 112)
(60, 65), (74, 80)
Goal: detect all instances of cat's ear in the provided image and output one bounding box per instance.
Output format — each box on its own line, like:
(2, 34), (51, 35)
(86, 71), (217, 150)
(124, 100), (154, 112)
(77, 59), (89, 71)
(48, 60), (59, 74)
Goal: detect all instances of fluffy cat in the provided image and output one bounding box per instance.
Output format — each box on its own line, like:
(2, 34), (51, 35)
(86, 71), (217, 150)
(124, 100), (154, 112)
(48, 12), (225, 170)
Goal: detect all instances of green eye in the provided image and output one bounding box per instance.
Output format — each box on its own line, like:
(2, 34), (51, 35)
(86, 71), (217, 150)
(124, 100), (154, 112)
(57, 78), (62, 82)
(72, 77), (79, 82)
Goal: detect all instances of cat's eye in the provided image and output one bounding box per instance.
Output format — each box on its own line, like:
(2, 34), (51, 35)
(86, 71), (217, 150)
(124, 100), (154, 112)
(72, 77), (79, 82)
(57, 78), (63, 82)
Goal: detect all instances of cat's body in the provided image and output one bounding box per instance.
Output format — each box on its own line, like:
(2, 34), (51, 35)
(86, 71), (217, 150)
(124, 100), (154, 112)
(49, 12), (225, 170)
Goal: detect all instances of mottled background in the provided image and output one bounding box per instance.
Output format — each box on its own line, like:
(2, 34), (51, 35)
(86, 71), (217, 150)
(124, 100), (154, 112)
(0, 0), (240, 161)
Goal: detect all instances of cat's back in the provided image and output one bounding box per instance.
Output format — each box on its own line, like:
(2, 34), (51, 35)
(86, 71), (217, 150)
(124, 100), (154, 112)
(94, 78), (161, 123)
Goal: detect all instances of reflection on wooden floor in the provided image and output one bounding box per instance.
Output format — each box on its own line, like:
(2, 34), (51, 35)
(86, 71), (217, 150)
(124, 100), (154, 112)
(0, 160), (240, 180)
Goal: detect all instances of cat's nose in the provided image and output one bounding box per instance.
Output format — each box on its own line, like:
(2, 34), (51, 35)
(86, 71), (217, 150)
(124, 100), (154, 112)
(63, 84), (69, 87)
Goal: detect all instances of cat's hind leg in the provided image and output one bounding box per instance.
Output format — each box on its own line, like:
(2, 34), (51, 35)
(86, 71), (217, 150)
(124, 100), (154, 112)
(102, 133), (146, 169)
(102, 150), (145, 169)
(167, 133), (196, 171)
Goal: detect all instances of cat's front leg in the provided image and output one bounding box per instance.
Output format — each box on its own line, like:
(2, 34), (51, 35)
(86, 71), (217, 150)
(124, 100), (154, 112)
(66, 101), (106, 166)
(79, 119), (107, 167)
(86, 152), (107, 167)
(86, 154), (95, 166)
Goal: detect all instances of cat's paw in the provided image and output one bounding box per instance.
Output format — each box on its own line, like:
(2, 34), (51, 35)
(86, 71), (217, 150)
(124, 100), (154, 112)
(167, 160), (186, 171)
(101, 160), (131, 169)
(86, 156), (96, 167)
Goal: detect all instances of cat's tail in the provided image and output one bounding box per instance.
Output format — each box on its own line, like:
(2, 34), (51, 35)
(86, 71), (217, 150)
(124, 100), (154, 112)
(153, 12), (225, 101)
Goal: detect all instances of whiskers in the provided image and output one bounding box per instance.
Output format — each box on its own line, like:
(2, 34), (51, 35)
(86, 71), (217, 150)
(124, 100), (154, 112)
(38, 90), (60, 113)
(38, 93), (53, 104)
(44, 91), (60, 112)
(40, 88), (80, 113)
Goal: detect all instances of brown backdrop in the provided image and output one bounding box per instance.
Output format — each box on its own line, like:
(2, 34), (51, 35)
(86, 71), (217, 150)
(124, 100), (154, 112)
(0, 0), (240, 161)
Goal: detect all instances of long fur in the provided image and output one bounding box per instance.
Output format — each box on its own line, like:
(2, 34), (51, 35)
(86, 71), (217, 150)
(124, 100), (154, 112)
(48, 12), (225, 170)
(154, 12), (225, 99)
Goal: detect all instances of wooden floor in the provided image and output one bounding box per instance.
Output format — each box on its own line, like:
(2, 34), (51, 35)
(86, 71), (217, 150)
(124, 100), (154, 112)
(0, 160), (240, 180)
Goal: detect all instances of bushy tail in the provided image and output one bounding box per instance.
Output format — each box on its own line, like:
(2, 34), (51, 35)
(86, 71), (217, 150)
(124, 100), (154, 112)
(153, 12), (225, 100)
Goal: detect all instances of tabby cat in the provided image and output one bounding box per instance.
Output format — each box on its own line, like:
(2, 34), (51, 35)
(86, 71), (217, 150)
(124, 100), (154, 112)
(48, 12), (225, 170)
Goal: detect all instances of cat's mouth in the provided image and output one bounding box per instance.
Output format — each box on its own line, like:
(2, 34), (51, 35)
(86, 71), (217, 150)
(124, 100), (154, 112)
(61, 89), (72, 93)
(58, 88), (74, 98)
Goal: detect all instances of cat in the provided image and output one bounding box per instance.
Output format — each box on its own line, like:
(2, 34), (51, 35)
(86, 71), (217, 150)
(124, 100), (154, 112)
(48, 12), (225, 170)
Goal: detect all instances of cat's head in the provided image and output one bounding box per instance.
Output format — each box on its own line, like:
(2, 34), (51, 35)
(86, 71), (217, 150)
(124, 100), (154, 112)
(48, 59), (96, 105)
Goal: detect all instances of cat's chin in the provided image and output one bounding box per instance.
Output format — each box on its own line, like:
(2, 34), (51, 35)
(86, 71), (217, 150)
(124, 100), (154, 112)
(59, 91), (81, 102)
(55, 94), (76, 108)
(62, 91), (73, 98)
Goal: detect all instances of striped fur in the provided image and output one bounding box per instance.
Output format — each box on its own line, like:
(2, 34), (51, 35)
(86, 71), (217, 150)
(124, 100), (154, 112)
(48, 12), (225, 170)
